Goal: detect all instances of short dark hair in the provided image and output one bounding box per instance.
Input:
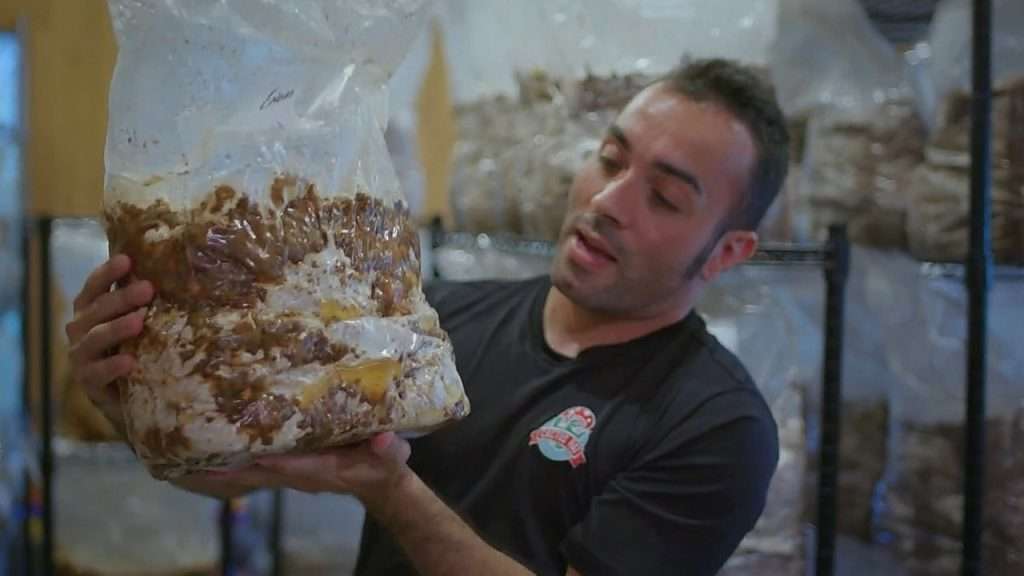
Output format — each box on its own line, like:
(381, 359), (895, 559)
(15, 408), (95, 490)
(658, 58), (790, 232)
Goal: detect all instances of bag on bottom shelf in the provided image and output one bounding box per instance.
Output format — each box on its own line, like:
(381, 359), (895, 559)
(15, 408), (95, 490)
(872, 258), (1024, 576)
(55, 442), (220, 576)
(906, 79), (1024, 264)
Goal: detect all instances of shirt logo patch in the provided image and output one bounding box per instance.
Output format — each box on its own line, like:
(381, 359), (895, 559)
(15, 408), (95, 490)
(529, 406), (596, 468)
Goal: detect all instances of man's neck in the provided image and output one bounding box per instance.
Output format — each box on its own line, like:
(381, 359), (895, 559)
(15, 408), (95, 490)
(542, 286), (694, 359)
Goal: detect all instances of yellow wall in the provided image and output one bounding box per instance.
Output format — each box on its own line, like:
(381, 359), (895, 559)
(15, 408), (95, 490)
(1, 0), (116, 217)
(416, 23), (455, 227)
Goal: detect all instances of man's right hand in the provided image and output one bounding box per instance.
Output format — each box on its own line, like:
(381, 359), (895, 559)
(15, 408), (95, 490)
(64, 256), (261, 500)
(65, 254), (154, 430)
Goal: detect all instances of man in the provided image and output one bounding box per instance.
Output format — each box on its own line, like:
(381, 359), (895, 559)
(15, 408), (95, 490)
(68, 58), (788, 575)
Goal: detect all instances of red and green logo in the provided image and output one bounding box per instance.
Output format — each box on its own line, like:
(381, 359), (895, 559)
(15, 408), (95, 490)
(529, 406), (596, 468)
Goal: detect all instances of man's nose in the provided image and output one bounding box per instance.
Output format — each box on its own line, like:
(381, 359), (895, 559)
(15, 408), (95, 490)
(590, 171), (641, 228)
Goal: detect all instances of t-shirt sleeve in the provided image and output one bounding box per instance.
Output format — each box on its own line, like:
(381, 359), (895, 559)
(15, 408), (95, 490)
(560, 397), (779, 576)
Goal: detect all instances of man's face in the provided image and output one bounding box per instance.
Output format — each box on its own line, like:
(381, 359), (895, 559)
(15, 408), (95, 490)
(550, 84), (757, 317)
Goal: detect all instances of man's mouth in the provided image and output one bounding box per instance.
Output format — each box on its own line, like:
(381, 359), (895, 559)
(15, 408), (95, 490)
(567, 228), (617, 270)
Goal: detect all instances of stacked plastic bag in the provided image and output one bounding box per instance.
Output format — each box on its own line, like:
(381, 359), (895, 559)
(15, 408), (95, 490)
(773, 0), (927, 249)
(906, 0), (1024, 264)
(450, 72), (639, 241)
(443, 0), (778, 241)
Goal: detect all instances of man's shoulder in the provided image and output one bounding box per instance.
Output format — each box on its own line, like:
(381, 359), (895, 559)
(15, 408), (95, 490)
(654, 320), (777, 439)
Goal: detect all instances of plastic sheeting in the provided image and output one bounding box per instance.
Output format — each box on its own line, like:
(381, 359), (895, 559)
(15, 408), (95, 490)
(701, 265), (817, 572)
(54, 441), (221, 576)
(926, 0), (1024, 123)
(771, 0), (909, 120)
(280, 491), (365, 575)
(386, 24), (432, 218)
(439, 0), (777, 104)
(872, 262), (1024, 576)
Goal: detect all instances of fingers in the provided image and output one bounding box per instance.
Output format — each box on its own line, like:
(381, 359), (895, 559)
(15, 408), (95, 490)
(254, 455), (357, 494)
(370, 432), (411, 465)
(73, 255), (133, 314)
(77, 354), (134, 404)
(67, 280), (153, 342)
(257, 453), (329, 477)
(70, 308), (147, 368)
(203, 467), (285, 490)
(69, 308), (145, 414)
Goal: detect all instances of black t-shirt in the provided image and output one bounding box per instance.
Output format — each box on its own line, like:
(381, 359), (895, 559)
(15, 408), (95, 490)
(356, 276), (779, 576)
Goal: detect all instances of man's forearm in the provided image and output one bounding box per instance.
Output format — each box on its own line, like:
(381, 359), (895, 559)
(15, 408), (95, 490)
(366, 471), (533, 576)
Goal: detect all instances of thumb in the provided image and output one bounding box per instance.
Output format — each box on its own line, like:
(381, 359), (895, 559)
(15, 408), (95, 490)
(369, 432), (411, 465)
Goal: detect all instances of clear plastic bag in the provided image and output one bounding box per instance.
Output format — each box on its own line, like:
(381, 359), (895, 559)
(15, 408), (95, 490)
(905, 0), (1024, 264)
(103, 0), (468, 479)
(771, 0), (907, 120)
(386, 26), (432, 219)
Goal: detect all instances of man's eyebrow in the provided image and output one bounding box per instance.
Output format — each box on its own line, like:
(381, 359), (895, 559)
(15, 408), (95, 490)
(654, 160), (704, 196)
(608, 123), (703, 195)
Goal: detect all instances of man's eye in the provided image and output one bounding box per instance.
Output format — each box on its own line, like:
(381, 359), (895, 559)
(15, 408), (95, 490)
(652, 190), (680, 212)
(598, 156), (622, 173)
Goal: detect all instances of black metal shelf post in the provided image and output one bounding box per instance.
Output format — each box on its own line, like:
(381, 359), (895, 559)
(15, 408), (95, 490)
(815, 225), (850, 576)
(19, 219), (34, 576)
(17, 217), (58, 576)
(963, 0), (993, 574)
(270, 490), (284, 576)
(220, 499), (235, 576)
(37, 217), (55, 576)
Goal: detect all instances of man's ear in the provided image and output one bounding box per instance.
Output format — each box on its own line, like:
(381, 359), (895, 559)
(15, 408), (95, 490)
(701, 230), (758, 283)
